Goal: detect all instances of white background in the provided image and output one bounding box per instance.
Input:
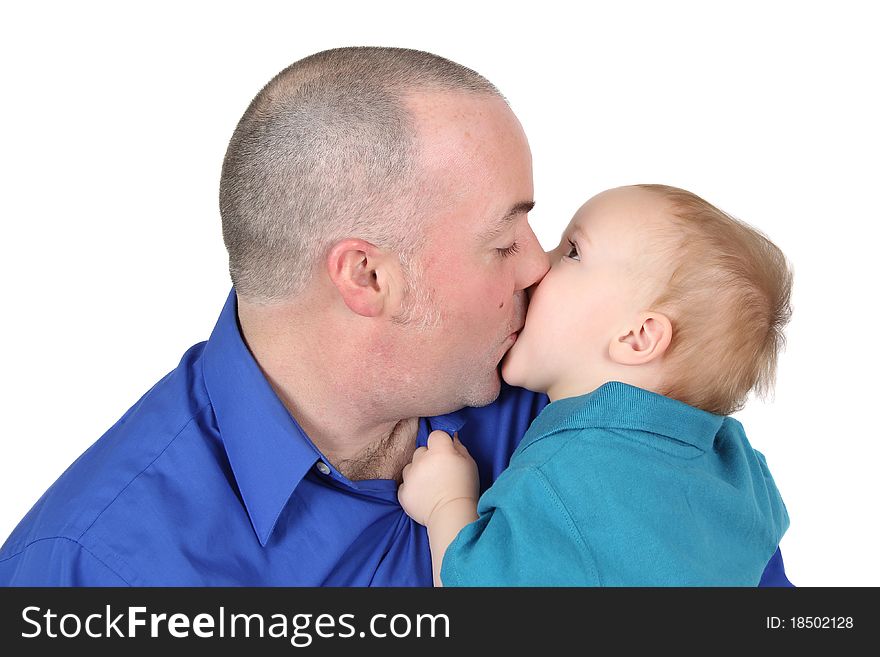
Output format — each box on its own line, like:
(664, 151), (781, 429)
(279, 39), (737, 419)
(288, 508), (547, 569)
(1, 1), (877, 586)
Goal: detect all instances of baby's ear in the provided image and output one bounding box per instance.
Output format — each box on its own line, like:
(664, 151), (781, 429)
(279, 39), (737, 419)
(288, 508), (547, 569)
(609, 312), (673, 366)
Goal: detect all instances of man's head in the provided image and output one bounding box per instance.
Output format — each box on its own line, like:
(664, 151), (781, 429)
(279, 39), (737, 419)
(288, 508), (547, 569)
(220, 47), (494, 305)
(220, 48), (548, 415)
(503, 185), (792, 415)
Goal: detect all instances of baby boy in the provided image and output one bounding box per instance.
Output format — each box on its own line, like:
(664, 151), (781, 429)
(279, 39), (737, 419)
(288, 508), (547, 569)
(398, 184), (792, 586)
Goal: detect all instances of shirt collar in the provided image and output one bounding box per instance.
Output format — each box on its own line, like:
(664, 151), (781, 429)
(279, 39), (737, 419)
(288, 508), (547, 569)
(202, 289), (325, 547)
(201, 288), (468, 546)
(423, 411), (467, 444)
(523, 380), (724, 452)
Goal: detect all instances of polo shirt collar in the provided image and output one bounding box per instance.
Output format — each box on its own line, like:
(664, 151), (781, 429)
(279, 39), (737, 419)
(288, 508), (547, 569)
(201, 288), (468, 546)
(523, 380), (724, 452)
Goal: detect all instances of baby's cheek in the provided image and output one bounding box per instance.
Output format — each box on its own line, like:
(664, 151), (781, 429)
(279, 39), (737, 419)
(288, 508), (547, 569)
(499, 352), (520, 386)
(501, 336), (529, 385)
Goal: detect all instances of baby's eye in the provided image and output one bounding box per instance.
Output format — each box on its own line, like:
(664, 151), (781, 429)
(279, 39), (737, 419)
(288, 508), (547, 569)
(564, 238), (580, 261)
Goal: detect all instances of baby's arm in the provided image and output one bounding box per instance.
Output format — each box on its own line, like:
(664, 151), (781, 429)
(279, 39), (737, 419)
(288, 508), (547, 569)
(397, 430), (479, 587)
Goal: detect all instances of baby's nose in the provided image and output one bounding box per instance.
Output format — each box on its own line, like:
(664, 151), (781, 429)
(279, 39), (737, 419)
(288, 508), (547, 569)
(525, 280), (540, 304)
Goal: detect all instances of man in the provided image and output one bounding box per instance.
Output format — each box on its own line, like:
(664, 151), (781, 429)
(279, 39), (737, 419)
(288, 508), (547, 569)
(0, 47), (790, 585)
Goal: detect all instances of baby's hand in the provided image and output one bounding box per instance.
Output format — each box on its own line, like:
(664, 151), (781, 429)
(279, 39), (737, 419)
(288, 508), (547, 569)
(398, 430), (479, 527)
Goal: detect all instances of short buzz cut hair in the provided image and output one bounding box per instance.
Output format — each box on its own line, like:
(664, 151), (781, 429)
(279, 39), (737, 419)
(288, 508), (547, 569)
(219, 47), (503, 304)
(638, 185), (794, 416)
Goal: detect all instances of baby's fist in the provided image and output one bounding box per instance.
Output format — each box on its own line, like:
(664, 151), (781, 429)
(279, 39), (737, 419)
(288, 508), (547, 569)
(398, 431), (479, 526)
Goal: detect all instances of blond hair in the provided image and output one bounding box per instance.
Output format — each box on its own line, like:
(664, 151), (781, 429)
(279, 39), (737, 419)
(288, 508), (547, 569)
(638, 185), (793, 416)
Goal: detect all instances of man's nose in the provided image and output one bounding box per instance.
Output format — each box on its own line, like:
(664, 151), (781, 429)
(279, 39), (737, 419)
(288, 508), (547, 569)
(518, 230), (550, 291)
(525, 252), (551, 302)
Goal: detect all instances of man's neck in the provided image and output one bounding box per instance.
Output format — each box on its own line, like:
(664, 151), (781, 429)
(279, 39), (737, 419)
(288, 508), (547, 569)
(238, 301), (420, 481)
(272, 375), (420, 482)
(332, 417), (419, 482)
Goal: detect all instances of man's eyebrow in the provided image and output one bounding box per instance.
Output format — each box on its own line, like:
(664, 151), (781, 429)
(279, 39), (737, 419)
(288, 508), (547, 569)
(480, 200), (536, 241)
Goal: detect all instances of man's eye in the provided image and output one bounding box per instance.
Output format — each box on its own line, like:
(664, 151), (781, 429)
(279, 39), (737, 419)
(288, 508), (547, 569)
(564, 239), (580, 261)
(497, 242), (521, 258)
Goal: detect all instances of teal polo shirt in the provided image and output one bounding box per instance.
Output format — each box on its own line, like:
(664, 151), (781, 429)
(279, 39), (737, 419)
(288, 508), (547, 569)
(441, 381), (789, 586)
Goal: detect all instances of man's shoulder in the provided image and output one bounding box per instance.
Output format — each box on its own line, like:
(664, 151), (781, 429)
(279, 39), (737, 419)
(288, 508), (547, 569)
(0, 341), (217, 571)
(455, 383), (548, 487)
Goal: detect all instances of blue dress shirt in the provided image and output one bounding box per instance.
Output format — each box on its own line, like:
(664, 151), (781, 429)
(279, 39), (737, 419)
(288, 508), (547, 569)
(0, 289), (792, 586)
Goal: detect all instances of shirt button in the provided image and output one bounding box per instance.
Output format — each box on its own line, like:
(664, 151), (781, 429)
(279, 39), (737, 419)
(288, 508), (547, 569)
(315, 461), (331, 475)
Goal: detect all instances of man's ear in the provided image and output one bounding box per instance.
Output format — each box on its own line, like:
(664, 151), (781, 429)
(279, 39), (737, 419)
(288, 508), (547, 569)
(609, 312), (673, 366)
(326, 239), (394, 317)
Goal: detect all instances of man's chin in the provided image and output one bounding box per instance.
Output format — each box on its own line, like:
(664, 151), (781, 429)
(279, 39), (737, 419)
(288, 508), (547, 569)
(461, 368), (503, 408)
